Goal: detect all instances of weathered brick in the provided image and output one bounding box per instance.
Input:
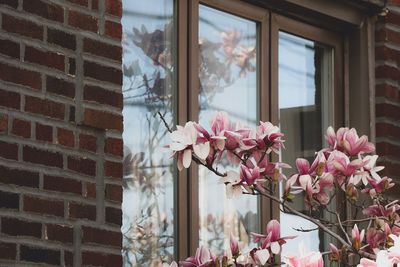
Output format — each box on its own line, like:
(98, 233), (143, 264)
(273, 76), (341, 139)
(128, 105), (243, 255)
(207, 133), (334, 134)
(105, 206), (121, 226)
(23, 195), (64, 217)
(376, 141), (400, 158)
(86, 182), (96, 199)
(0, 241), (16, 260)
(376, 103), (400, 121)
(79, 133), (97, 152)
(104, 160), (122, 179)
(0, 165), (39, 188)
(105, 20), (122, 40)
(82, 226), (121, 247)
(20, 245), (60, 265)
(25, 46), (65, 71)
(23, 0), (64, 23)
(105, 137), (123, 156)
(0, 140), (18, 160)
(25, 96), (65, 120)
(92, 0), (99, 10)
(0, 63), (41, 90)
(67, 0), (88, 7)
(0, 88), (20, 109)
(84, 85), (123, 109)
(11, 118), (31, 138)
(43, 174), (82, 195)
(35, 123), (53, 142)
(0, 190), (19, 210)
(47, 28), (77, 50)
(84, 61), (122, 84)
(46, 224), (73, 243)
(2, 14), (43, 40)
(1, 217), (41, 238)
(0, 0), (18, 8)
(57, 128), (75, 147)
(68, 10), (98, 32)
(65, 251), (73, 267)
(82, 251), (122, 267)
(83, 38), (122, 61)
(376, 83), (400, 99)
(376, 65), (400, 81)
(0, 38), (19, 58)
(67, 156), (96, 176)
(83, 108), (123, 131)
(105, 183), (122, 202)
(105, 0), (122, 17)
(46, 76), (75, 98)
(23, 146), (63, 168)
(0, 114), (8, 133)
(69, 202), (96, 220)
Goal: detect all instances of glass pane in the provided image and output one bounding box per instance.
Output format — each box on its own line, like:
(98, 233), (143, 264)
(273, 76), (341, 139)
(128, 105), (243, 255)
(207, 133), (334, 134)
(122, 1), (176, 265)
(198, 5), (259, 253)
(278, 32), (334, 255)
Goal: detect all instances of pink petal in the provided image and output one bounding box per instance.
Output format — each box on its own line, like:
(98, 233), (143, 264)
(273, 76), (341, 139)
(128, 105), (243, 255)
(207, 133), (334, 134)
(182, 149), (192, 168)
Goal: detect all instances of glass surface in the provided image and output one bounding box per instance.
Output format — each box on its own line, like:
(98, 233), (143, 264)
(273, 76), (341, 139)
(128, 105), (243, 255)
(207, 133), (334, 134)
(121, 1), (176, 265)
(278, 32), (334, 255)
(198, 5), (259, 254)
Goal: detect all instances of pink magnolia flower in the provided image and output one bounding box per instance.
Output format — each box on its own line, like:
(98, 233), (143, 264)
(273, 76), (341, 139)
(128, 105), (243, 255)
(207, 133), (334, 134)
(235, 46), (256, 77)
(179, 246), (216, 267)
(169, 122), (210, 171)
(325, 126), (375, 156)
(221, 30), (241, 58)
(363, 202), (400, 219)
(252, 121), (284, 153)
(328, 244), (341, 262)
(388, 234), (400, 264)
(353, 155), (384, 186)
(362, 176), (395, 197)
(285, 250), (324, 267)
(352, 224), (365, 250)
(327, 150), (365, 179)
(230, 233), (239, 257)
(220, 171), (243, 198)
(358, 250), (393, 267)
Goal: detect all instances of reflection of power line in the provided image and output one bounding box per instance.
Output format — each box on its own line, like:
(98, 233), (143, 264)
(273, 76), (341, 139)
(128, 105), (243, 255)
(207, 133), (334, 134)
(123, 10), (173, 20)
(279, 64), (315, 80)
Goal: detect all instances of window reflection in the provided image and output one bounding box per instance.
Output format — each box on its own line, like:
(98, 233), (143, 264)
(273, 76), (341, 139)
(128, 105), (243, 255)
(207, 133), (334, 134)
(198, 5), (259, 254)
(121, 0), (176, 265)
(278, 32), (334, 255)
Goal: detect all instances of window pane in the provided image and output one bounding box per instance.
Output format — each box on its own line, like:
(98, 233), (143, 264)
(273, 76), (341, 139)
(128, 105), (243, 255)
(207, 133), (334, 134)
(198, 5), (259, 253)
(122, 1), (176, 265)
(278, 32), (334, 255)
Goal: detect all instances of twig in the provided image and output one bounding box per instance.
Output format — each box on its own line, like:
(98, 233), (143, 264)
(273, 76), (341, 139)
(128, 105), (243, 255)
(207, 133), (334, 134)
(158, 111), (173, 133)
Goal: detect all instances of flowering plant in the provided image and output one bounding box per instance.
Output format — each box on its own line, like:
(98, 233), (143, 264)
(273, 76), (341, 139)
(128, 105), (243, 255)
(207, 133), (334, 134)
(160, 111), (399, 266)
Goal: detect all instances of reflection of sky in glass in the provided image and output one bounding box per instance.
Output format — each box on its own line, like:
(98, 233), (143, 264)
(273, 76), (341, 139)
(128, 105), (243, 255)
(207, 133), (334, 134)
(279, 32), (320, 255)
(122, 0), (175, 265)
(198, 5), (259, 253)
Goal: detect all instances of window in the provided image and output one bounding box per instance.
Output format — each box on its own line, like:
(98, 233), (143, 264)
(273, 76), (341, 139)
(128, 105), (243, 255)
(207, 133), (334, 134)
(122, 0), (345, 265)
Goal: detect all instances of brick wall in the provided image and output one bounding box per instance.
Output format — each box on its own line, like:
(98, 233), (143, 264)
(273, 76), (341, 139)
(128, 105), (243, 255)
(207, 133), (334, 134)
(0, 0), (123, 266)
(375, 1), (400, 181)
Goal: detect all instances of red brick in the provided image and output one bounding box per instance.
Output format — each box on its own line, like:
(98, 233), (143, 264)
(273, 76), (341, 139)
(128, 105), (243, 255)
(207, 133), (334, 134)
(105, 20), (122, 40)
(24, 195), (64, 217)
(20, 245), (60, 265)
(46, 224), (73, 243)
(0, 114), (7, 133)
(105, 206), (121, 226)
(82, 251), (122, 267)
(86, 182), (96, 198)
(69, 202), (96, 220)
(0, 63), (41, 90)
(84, 85), (123, 109)
(83, 38), (122, 61)
(83, 108), (123, 131)
(0, 140), (18, 160)
(376, 103), (400, 121)
(11, 118), (31, 138)
(105, 183), (122, 202)
(0, 0), (18, 8)
(1, 217), (41, 238)
(376, 122), (400, 139)
(68, 10), (98, 32)
(82, 226), (121, 247)
(92, 0), (99, 10)
(376, 84), (400, 99)
(376, 141), (400, 158)
(0, 88), (20, 109)
(2, 14), (43, 40)
(0, 241), (16, 260)
(23, 146), (63, 168)
(23, 0), (64, 23)
(43, 174), (82, 195)
(105, 138), (123, 156)
(67, 156), (96, 176)
(67, 0), (88, 6)
(376, 65), (400, 81)
(46, 76), (75, 98)
(25, 96), (65, 120)
(0, 165), (39, 188)
(105, 0), (122, 17)
(104, 160), (122, 179)
(79, 133), (97, 152)
(65, 251), (73, 267)
(384, 11), (400, 25)
(84, 61), (122, 85)
(57, 128), (75, 147)
(25, 46), (65, 71)
(35, 123), (53, 142)
(0, 190), (19, 210)
(0, 38), (19, 58)
(47, 28), (77, 50)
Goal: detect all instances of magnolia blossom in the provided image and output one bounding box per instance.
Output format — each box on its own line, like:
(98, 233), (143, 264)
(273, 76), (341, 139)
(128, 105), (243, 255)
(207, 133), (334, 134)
(353, 155), (384, 186)
(352, 224), (365, 250)
(285, 246), (324, 267)
(362, 176), (395, 197)
(179, 246), (215, 267)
